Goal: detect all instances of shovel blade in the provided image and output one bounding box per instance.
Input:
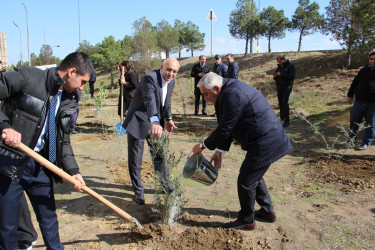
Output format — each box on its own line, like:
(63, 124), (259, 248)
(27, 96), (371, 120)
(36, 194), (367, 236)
(116, 123), (126, 135)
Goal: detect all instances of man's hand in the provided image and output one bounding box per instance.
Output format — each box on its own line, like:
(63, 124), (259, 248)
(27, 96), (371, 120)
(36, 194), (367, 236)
(348, 97), (353, 104)
(151, 121), (163, 138)
(165, 120), (177, 134)
(72, 174), (86, 192)
(210, 150), (222, 170)
(198, 72), (205, 77)
(192, 143), (204, 155)
(1, 128), (21, 148)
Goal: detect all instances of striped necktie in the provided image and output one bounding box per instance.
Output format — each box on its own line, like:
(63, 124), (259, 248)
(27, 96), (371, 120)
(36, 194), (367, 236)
(48, 95), (58, 163)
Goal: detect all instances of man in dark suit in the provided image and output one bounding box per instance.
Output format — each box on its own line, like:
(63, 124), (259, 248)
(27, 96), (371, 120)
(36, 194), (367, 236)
(123, 58), (180, 205)
(225, 53), (240, 79)
(192, 72), (292, 230)
(191, 55), (210, 115)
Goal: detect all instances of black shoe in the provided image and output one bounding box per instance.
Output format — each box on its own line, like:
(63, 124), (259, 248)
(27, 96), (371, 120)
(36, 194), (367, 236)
(254, 209), (276, 223)
(282, 121), (290, 128)
(202, 112), (207, 116)
(18, 240), (36, 250)
(211, 113), (216, 117)
(71, 129), (79, 134)
(223, 220), (255, 230)
(133, 194), (145, 205)
(194, 112), (198, 116)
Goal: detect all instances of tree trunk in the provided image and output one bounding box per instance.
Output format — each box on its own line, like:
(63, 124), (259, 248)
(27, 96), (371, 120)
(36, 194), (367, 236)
(250, 36), (253, 54)
(268, 36), (271, 53)
(245, 36), (249, 55)
(110, 73), (114, 89)
(191, 49), (194, 57)
(347, 45), (352, 69)
(166, 50), (170, 58)
(298, 29), (304, 52)
(178, 49), (181, 58)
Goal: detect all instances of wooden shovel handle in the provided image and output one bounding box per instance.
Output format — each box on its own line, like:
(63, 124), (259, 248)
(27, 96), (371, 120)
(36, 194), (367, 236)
(17, 142), (133, 222)
(120, 66), (125, 122)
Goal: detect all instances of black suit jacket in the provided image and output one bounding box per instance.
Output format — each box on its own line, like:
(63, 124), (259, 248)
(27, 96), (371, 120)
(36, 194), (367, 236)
(204, 78), (292, 169)
(123, 69), (175, 140)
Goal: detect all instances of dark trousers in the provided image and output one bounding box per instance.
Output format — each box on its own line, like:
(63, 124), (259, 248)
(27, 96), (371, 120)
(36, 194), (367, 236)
(89, 82), (94, 97)
(237, 161), (274, 224)
(349, 101), (375, 146)
(194, 88), (206, 114)
(18, 193), (38, 243)
(276, 84), (292, 123)
(0, 159), (63, 250)
(127, 132), (171, 195)
(70, 106), (79, 130)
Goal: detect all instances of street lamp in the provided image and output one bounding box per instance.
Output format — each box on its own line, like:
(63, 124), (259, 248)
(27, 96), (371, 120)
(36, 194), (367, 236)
(22, 3), (31, 66)
(13, 21), (23, 65)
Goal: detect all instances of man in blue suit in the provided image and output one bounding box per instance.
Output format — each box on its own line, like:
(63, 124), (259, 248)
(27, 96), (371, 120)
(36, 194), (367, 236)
(123, 58), (180, 205)
(192, 72), (292, 230)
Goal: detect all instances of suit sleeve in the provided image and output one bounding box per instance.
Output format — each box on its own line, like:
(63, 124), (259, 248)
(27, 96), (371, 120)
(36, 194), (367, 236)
(281, 64), (296, 80)
(222, 65), (228, 77)
(233, 65), (239, 79)
(191, 64), (199, 78)
(204, 90), (242, 151)
(348, 68), (363, 98)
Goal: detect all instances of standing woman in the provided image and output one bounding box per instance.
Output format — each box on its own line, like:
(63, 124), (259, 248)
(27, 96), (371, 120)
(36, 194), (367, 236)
(118, 61), (139, 118)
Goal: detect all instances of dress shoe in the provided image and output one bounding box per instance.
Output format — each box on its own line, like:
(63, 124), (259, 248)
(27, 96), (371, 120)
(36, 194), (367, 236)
(202, 112), (207, 116)
(282, 121), (290, 128)
(254, 209), (276, 223)
(211, 113), (216, 117)
(223, 220), (255, 230)
(357, 144), (368, 150)
(18, 240), (36, 250)
(133, 194), (145, 205)
(194, 112), (198, 116)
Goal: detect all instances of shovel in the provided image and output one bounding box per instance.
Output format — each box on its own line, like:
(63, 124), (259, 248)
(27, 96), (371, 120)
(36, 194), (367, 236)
(116, 66), (126, 135)
(4, 137), (143, 229)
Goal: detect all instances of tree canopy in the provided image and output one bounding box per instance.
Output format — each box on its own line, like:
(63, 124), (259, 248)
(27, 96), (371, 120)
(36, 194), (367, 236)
(290, 0), (325, 52)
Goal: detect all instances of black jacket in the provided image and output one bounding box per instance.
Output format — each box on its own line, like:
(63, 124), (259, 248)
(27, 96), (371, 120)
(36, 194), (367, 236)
(273, 60), (296, 87)
(347, 65), (375, 102)
(204, 78), (292, 169)
(212, 62), (228, 77)
(225, 61), (240, 79)
(0, 66), (80, 181)
(191, 63), (210, 89)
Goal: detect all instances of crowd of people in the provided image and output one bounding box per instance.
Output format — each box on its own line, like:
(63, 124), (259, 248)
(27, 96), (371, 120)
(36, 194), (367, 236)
(0, 49), (374, 248)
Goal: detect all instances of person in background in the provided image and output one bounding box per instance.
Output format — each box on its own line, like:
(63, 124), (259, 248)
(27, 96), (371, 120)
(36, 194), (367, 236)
(191, 55), (210, 116)
(211, 55), (228, 117)
(273, 55), (296, 128)
(88, 70), (96, 98)
(123, 58), (180, 205)
(347, 50), (375, 150)
(0, 52), (94, 249)
(192, 72), (291, 230)
(118, 61), (139, 119)
(225, 53), (240, 79)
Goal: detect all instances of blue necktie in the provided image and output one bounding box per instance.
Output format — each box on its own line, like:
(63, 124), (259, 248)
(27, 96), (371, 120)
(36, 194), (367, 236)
(48, 95), (58, 163)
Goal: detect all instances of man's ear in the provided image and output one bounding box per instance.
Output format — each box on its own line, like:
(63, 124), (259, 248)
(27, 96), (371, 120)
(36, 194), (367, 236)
(213, 85), (220, 93)
(67, 67), (77, 77)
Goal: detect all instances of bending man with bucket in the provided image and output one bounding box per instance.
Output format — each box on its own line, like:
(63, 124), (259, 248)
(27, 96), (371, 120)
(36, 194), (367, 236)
(192, 72), (292, 230)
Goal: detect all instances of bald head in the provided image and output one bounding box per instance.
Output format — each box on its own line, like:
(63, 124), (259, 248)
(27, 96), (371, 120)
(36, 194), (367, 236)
(161, 58), (180, 82)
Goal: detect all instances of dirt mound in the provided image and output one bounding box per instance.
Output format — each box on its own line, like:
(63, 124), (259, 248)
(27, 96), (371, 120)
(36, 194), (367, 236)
(307, 156), (375, 191)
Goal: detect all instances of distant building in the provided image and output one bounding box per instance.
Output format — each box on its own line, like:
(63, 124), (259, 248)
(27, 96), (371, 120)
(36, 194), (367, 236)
(0, 32), (8, 69)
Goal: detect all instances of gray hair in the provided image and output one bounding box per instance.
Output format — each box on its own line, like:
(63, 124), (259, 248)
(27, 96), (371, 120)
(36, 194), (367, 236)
(198, 72), (223, 90)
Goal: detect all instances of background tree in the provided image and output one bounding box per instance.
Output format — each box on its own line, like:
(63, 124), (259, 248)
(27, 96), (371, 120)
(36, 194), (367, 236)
(260, 6), (289, 53)
(90, 36), (126, 88)
(182, 21), (205, 57)
(131, 17), (160, 75)
(290, 0), (325, 52)
(31, 44), (59, 66)
(324, 0), (375, 67)
(76, 40), (100, 56)
(229, 0), (262, 54)
(155, 20), (179, 58)
(174, 19), (186, 58)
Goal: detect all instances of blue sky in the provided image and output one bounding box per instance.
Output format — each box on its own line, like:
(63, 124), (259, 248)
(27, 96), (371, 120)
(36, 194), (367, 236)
(1, 0), (340, 65)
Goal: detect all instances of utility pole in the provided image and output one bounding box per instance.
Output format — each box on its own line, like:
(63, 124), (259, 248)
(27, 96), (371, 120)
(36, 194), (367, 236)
(206, 8), (217, 56)
(78, 0), (81, 45)
(22, 3), (30, 66)
(13, 21), (23, 65)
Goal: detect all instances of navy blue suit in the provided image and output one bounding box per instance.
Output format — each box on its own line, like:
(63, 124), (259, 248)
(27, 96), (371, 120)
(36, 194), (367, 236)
(123, 69), (174, 196)
(204, 78), (292, 224)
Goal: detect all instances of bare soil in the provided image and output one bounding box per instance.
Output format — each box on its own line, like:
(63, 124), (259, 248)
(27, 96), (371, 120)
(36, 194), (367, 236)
(30, 51), (375, 249)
